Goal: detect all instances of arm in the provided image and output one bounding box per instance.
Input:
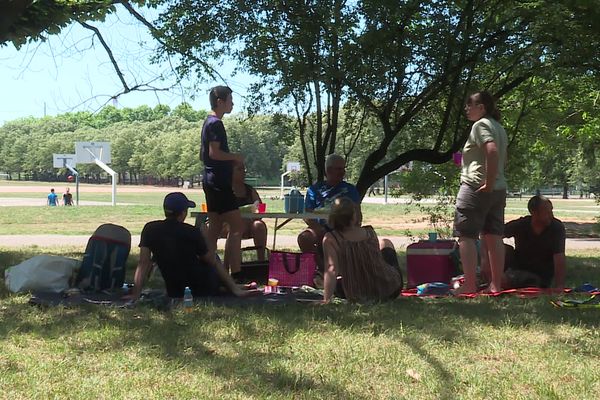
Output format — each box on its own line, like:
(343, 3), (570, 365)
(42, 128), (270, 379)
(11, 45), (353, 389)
(126, 246), (153, 301)
(553, 253), (566, 291)
(478, 141), (499, 192)
(303, 187), (322, 228)
(250, 186), (261, 203)
(208, 141), (244, 163)
(322, 233), (339, 303)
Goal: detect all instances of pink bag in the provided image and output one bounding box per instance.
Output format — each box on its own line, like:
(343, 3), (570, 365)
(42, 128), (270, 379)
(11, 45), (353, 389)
(268, 251), (316, 287)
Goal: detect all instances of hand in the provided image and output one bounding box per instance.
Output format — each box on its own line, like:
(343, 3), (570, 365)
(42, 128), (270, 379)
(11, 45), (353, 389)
(477, 183), (493, 193)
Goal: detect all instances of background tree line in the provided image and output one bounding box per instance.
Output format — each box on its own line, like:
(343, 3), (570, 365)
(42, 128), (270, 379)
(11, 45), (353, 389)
(0, 104), (296, 186)
(1, 76), (599, 198)
(2, 1), (599, 198)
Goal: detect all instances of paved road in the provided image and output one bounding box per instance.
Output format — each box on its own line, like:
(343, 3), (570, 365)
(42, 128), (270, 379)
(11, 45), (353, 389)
(1, 234), (599, 251)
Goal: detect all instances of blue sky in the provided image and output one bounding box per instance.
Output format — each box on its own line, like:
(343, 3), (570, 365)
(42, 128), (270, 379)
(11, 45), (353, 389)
(0, 9), (254, 124)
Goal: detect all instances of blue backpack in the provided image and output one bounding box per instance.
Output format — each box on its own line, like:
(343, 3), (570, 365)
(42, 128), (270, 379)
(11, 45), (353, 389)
(76, 224), (131, 292)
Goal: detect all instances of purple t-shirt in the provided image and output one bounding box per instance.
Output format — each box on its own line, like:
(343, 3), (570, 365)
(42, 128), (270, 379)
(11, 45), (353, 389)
(201, 115), (232, 188)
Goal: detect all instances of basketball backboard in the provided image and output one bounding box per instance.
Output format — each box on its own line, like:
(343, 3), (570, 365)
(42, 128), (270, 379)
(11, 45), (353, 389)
(75, 142), (111, 164)
(286, 161), (301, 172)
(53, 154), (77, 168)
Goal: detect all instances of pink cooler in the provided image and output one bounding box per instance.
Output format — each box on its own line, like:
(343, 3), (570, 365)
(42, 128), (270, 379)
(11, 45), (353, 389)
(406, 240), (457, 288)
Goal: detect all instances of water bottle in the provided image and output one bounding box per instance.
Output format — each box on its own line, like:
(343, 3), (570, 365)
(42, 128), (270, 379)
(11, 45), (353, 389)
(183, 286), (193, 311)
(122, 282), (129, 295)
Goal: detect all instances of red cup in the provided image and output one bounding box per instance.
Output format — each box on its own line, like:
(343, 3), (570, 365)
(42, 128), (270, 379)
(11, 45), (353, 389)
(257, 203), (266, 213)
(452, 152), (462, 166)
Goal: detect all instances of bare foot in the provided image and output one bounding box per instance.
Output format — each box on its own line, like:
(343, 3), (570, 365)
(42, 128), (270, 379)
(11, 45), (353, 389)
(452, 285), (478, 296)
(480, 285), (502, 295)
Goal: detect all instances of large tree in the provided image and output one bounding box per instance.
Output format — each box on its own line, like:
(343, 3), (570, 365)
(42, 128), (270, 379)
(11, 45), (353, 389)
(151, 0), (599, 197)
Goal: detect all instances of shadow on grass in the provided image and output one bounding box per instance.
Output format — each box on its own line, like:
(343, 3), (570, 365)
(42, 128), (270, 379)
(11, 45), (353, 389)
(1, 249), (599, 398)
(563, 221), (599, 238)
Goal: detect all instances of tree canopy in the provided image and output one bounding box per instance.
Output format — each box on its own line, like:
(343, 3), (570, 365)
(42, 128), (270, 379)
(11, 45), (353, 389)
(3, 0), (600, 199)
(151, 0), (600, 196)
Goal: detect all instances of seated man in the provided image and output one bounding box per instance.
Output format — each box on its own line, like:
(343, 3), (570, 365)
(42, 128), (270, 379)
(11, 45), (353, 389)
(502, 195), (566, 290)
(127, 192), (250, 301)
(298, 154), (360, 271)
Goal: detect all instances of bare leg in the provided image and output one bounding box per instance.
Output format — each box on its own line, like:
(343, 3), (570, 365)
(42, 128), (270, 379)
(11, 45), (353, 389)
(297, 228), (319, 253)
(222, 209), (244, 274)
(479, 235), (491, 284)
(251, 220), (267, 261)
(379, 238), (394, 251)
(205, 212), (224, 259)
(483, 234), (504, 293)
(455, 237), (478, 294)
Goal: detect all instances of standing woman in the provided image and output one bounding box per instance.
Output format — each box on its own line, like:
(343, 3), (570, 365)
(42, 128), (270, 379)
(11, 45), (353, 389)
(201, 86), (245, 277)
(453, 91), (508, 294)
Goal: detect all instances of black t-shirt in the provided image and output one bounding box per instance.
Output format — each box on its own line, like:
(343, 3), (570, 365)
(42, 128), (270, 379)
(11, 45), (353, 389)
(201, 114), (232, 188)
(139, 218), (209, 295)
(504, 216), (566, 283)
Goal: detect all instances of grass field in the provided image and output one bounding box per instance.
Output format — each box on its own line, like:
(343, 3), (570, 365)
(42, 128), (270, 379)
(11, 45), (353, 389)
(1, 181), (599, 237)
(1, 182), (600, 399)
(0, 246), (599, 399)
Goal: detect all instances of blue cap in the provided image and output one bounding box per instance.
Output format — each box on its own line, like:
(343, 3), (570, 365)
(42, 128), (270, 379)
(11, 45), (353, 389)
(163, 192), (196, 213)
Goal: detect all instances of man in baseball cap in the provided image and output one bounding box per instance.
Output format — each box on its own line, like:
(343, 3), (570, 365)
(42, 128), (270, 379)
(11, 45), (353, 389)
(126, 192), (254, 302)
(163, 192), (196, 215)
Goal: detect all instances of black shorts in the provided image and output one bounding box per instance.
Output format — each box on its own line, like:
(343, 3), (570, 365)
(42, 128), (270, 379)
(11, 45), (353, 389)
(453, 183), (506, 239)
(203, 184), (238, 214)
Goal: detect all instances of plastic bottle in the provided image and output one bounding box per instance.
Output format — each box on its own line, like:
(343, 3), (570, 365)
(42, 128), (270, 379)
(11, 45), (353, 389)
(122, 282), (129, 295)
(183, 286), (193, 311)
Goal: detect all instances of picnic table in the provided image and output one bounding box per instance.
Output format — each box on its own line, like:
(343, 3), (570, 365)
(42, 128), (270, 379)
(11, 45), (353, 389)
(191, 211), (329, 249)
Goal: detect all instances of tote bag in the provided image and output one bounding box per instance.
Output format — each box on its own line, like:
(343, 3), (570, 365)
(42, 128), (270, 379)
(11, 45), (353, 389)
(268, 251), (316, 287)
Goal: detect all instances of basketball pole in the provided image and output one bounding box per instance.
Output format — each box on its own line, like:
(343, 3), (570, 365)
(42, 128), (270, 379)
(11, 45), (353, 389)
(92, 156), (117, 206)
(64, 164), (79, 206)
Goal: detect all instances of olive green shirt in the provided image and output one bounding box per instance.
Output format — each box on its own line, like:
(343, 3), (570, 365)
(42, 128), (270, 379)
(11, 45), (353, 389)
(460, 117), (507, 190)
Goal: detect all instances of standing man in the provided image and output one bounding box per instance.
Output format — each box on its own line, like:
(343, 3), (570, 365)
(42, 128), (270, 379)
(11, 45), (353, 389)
(298, 154), (360, 272)
(127, 192), (250, 301)
(63, 187), (73, 206)
(453, 91), (508, 294)
(47, 188), (58, 206)
(502, 195), (566, 290)
(200, 86), (245, 280)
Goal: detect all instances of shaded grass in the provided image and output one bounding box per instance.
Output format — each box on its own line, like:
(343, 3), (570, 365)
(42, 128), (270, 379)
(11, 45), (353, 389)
(0, 247), (599, 399)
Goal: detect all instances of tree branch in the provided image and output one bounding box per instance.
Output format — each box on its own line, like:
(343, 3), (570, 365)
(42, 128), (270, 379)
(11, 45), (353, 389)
(79, 20), (130, 93)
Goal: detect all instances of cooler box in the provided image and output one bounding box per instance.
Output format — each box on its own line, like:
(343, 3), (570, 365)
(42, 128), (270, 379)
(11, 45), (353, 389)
(284, 190), (304, 213)
(406, 240), (458, 288)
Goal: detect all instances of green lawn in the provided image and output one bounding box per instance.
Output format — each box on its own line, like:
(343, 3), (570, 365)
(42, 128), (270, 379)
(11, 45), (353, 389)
(1, 182), (598, 237)
(0, 246), (599, 399)
(1, 182), (599, 399)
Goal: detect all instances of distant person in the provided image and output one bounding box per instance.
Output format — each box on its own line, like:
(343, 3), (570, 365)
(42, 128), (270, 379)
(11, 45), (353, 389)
(126, 192), (253, 301)
(322, 197), (403, 303)
(298, 154), (360, 272)
(453, 91), (508, 294)
(47, 188), (58, 206)
(211, 163), (267, 262)
(200, 85), (245, 278)
(502, 195), (566, 290)
(63, 187), (73, 206)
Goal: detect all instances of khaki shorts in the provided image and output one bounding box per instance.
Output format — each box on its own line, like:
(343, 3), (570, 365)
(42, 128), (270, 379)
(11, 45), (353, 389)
(453, 183), (506, 239)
